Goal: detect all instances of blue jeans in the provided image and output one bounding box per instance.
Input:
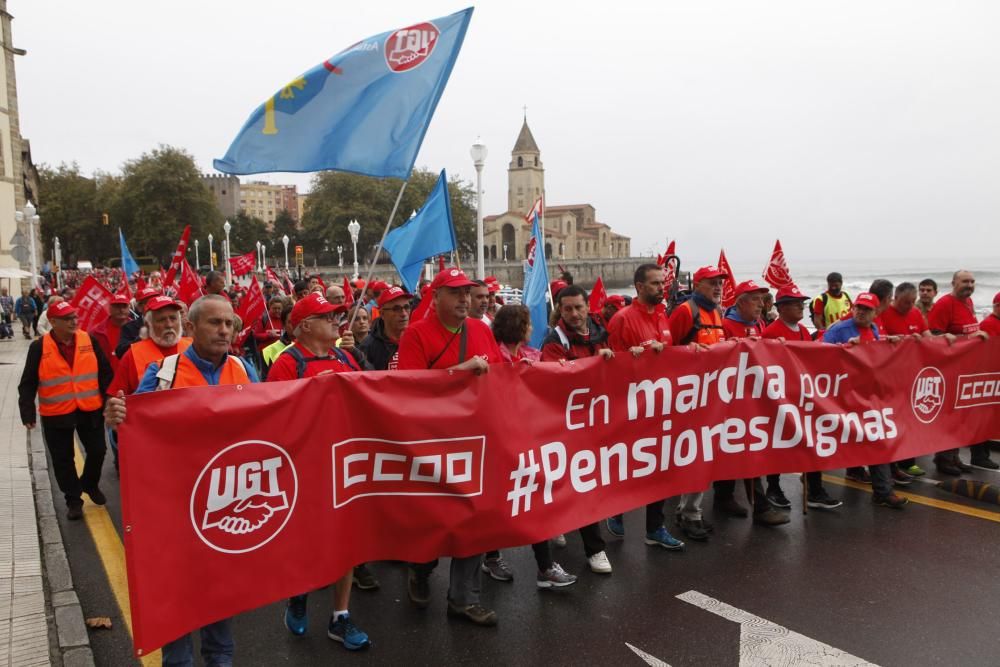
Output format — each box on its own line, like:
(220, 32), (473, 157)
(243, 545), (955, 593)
(869, 463), (893, 498)
(161, 619), (233, 667)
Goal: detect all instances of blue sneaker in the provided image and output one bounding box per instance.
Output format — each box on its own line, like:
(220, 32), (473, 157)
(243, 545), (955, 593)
(328, 612), (371, 650)
(606, 515), (625, 537)
(284, 594), (308, 636)
(644, 526), (685, 551)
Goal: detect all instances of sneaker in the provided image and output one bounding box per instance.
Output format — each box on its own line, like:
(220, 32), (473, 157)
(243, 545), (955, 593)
(284, 595), (308, 636)
(873, 493), (908, 509)
(678, 517), (710, 541)
(971, 456), (1000, 470)
(327, 612), (371, 650)
(605, 515), (625, 537)
(765, 488), (791, 509)
(446, 602), (498, 626)
(552, 533), (567, 548)
(407, 572), (431, 609)
(481, 556), (514, 582)
(715, 496), (748, 518)
(892, 468), (914, 486)
(934, 456), (962, 476)
(66, 503), (83, 521)
(806, 491), (843, 510)
(84, 487), (107, 506)
(753, 509), (790, 526)
(845, 467), (871, 484)
(352, 564), (380, 591)
(587, 551), (612, 574)
(904, 464), (926, 477)
(537, 562), (577, 588)
(644, 526), (685, 550)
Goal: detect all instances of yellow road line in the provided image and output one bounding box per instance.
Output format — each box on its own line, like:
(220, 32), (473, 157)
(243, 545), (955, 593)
(822, 474), (1000, 524)
(74, 441), (160, 665)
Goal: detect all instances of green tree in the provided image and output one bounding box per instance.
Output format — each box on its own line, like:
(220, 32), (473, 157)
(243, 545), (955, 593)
(226, 211), (268, 257)
(36, 163), (115, 266)
(114, 145), (223, 261)
(272, 208), (298, 241)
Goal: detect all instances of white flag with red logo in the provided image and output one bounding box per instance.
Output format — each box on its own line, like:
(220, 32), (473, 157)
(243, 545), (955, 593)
(229, 250), (256, 277)
(718, 249), (737, 308)
(69, 275), (113, 332)
(524, 197), (543, 223)
(162, 226), (191, 288)
(658, 240), (678, 289)
(762, 239), (794, 290)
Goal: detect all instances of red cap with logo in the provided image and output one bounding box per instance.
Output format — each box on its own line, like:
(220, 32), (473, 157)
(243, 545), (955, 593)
(47, 302), (77, 319)
(854, 292), (880, 309)
(289, 292), (346, 330)
(370, 280), (388, 292)
(136, 287), (161, 302)
(993, 291), (1000, 305)
(606, 294), (626, 309)
(430, 268), (478, 290)
(145, 296), (183, 312)
(774, 285), (809, 304)
(550, 280), (569, 296)
(377, 285), (413, 307)
(693, 265), (729, 283)
(110, 294), (131, 306)
(485, 276), (501, 293)
(734, 279), (769, 299)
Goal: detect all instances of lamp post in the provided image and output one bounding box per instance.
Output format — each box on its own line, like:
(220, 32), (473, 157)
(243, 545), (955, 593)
(282, 234), (290, 271)
(502, 243), (508, 263)
(262, 244), (267, 270)
(348, 218), (360, 280)
(223, 220), (232, 285)
(469, 137), (487, 279)
(609, 244), (613, 259)
(208, 234), (214, 271)
(53, 236), (61, 287)
(194, 239), (200, 269)
(337, 245), (343, 268)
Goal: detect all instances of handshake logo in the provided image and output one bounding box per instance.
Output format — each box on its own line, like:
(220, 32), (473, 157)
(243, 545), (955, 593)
(190, 441), (298, 554)
(911, 367), (945, 424)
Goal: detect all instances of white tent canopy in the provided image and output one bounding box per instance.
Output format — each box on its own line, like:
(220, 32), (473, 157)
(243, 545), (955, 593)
(0, 267), (31, 279)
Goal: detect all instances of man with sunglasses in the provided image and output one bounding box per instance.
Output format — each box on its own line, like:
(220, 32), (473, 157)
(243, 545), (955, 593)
(360, 285), (413, 371)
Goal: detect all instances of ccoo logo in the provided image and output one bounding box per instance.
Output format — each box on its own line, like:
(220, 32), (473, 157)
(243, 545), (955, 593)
(385, 22), (439, 72)
(190, 440), (298, 554)
(911, 367), (945, 424)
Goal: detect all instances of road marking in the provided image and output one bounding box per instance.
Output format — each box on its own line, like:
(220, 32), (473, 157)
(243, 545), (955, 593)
(74, 441), (160, 665)
(626, 642), (671, 666)
(822, 474), (1000, 524)
(676, 590), (877, 666)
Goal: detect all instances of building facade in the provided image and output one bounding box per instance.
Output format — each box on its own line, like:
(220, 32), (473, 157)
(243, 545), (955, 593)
(201, 174), (240, 219)
(483, 119), (630, 262)
(239, 181), (298, 228)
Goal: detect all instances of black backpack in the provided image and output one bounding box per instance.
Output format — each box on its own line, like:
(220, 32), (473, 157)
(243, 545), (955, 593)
(284, 345), (356, 378)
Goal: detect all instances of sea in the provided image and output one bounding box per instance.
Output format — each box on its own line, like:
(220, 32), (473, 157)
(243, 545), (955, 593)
(611, 257), (999, 320)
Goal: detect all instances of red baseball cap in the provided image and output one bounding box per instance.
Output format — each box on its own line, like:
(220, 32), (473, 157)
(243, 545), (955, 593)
(377, 285), (413, 307)
(136, 287), (161, 302)
(774, 285), (809, 304)
(370, 280), (388, 292)
(289, 292), (346, 330)
(734, 279), (769, 299)
(993, 291), (1000, 305)
(430, 268), (477, 291)
(47, 302), (77, 319)
(693, 265), (729, 283)
(145, 296), (182, 312)
(110, 294), (131, 306)
(854, 292), (880, 310)
(606, 294), (626, 309)
(550, 280), (569, 295)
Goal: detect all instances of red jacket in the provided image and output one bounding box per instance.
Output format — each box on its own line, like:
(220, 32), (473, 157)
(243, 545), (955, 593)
(606, 300), (672, 351)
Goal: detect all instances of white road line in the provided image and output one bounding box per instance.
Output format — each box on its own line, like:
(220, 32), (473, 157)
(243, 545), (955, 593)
(626, 642), (672, 667)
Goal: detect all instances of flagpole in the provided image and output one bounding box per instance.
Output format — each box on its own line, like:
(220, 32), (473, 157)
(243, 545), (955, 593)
(345, 180), (408, 331)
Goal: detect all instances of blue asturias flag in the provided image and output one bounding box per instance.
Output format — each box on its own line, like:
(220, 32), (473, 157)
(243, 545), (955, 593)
(523, 212), (550, 349)
(382, 170), (456, 292)
(214, 8), (473, 178)
(119, 229), (139, 277)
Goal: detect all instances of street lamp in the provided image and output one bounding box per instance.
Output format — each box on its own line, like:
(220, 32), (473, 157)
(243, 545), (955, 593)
(256, 241), (262, 272)
(609, 244), (613, 259)
(470, 137), (487, 279)
(53, 236), (61, 286)
(337, 245), (343, 268)
(503, 243), (508, 263)
(208, 234), (214, 271)
(348, 218), (361, 280)
(194, 239), (200, 269)
(282, 234), (290, 271)
(223, 220), (232, 285)
(262, 244), (267, 270)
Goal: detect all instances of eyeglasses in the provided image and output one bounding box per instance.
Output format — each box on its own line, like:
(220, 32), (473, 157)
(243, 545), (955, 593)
(382, 304), (411, 313)
(306, 312), (338, 322)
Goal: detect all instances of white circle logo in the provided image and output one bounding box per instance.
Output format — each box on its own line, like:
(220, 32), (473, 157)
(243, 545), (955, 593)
(911, 367), (945, 424)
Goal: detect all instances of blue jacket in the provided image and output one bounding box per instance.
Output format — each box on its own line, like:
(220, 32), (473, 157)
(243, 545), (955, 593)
(822, 318), (879, 344)
(136, 345), (259, 394)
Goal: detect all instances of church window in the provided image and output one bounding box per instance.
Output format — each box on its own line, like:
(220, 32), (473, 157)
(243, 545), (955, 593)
(518, 199), (523, 209)
(517, 186), (523, 194)
(534, 156), (538, 166)
(517, 156), (523, 167)
(577, 241), (581, 253)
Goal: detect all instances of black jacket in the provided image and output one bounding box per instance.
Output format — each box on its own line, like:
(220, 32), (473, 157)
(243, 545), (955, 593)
(19, 332), (114, 428)
(359, 318), (400, 371)
(115, 316), (143, 358)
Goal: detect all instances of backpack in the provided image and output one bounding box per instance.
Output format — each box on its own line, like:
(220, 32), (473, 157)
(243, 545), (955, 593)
(284, 345), (356, 378)
(679, 299), (725, 345)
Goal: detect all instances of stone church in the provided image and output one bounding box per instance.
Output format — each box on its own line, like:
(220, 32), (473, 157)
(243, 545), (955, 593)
(483, 119), (630, 262)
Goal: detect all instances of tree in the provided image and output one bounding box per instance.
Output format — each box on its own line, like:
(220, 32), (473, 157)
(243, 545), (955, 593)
(300, 167), (476, 267)
(37, 163), (115, 266)
(226, 211), (268, 257)
(272, 208), (298, 242)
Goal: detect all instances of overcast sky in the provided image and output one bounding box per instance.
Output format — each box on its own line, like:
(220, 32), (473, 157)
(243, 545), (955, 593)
(13, 1), (1000, 264)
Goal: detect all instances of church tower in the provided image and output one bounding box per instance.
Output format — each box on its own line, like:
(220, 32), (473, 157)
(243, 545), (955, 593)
(507, 118), (544, 215)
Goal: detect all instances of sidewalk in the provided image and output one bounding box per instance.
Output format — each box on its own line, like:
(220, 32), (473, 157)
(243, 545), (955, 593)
(0, 336), (92, 667)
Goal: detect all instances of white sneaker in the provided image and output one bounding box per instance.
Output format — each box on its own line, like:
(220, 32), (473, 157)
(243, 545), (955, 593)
(552, 533), (567, 548)
(587, 550), (612, 574)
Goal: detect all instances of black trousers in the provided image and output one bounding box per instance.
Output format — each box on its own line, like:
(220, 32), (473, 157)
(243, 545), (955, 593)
(613, 502), (666, 534)
(713, 478), (768, 513)
(41, 418), (106, 506)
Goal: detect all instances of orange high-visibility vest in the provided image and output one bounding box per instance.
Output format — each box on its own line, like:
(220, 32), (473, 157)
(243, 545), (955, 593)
(681, 300), (726, 346)
(131, 337), (192, 383)
(38, 331), (103, 416)
(170, 353), (250, 388)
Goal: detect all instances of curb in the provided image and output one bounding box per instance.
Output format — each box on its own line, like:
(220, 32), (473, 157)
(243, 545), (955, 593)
(28, 430), (96, 667)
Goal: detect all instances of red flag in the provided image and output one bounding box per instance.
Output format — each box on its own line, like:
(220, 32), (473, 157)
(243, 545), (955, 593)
(524, 196), (543, 222)
(235, 275), (266, 347)
(718, 249), (737, 308)
(135, 274), (147, 291)
(589, 276), (607, 314)
(266, 267), (285, 293)
(315, 275), (327, 293)
(342, 276), (355, 307)
(115, 277), (133, 303)
(163, 226), (191, 288)
(229, 250), (256, 277)
(177, 261), (205, 306)
(762, 239), (794, 290)
(69, 275), (113, 332)
(661, 241), (678, 290)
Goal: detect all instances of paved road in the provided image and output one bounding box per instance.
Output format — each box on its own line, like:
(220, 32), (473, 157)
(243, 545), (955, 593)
(50, 444), (1000, 666)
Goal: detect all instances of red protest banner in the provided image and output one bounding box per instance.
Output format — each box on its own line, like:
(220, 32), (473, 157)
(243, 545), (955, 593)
(718, 249), (737, 308)
(119, 337), (1000, 654)
(163, 225), (191, 288)
(69, 275), (113, 332)
(229, 250), (256, 277)
(762, 239), (795, 290)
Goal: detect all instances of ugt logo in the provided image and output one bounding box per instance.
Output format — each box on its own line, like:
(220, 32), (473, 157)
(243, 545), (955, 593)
(385, 22), (439, 72)
(190, 441), (298, 554)
(911, 367), (945, 424)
